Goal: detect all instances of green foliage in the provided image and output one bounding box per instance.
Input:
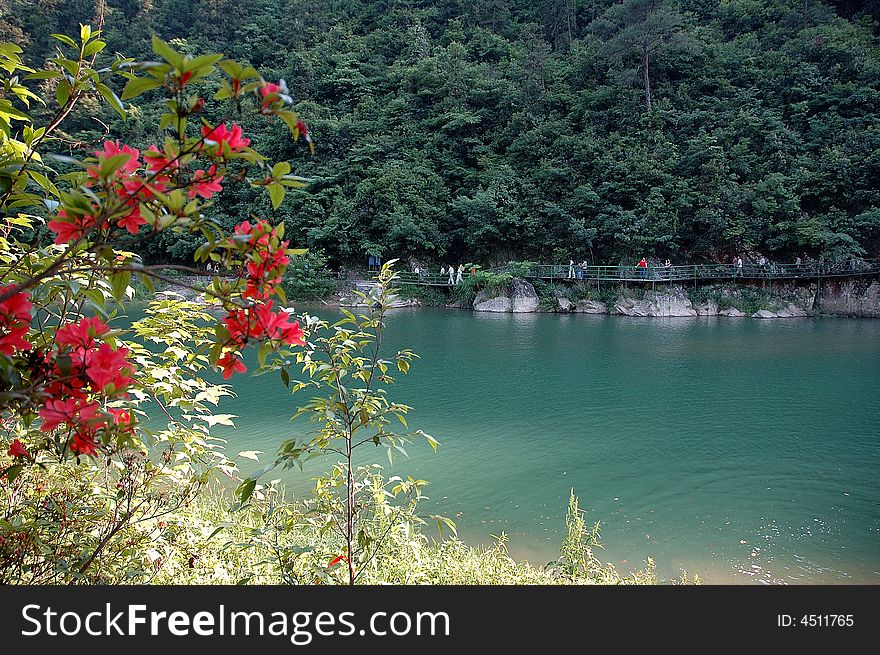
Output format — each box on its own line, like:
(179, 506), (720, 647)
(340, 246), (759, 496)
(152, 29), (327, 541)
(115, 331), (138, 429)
(6, 1), (879, 265)
(727, 286), (776, 314)
(598, 285), (623, 307)
(282, 249), (337, 301)
(396, 284), (448, 306)
(451, 269), (512, 306)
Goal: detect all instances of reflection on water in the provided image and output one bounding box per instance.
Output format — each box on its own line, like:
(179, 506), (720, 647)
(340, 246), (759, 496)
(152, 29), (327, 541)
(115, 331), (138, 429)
(124, 305), (880, 584)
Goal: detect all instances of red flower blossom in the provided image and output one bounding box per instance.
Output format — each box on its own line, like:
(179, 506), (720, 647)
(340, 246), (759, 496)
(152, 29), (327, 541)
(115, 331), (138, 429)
(85, 343), (134, 394)
(201, 123), (250, 153)
(108, 408), (133, 429)
(260, 82), (281, 106)
(70, 430), (100, 456)
(39, 398), (100, 433)
(296, 119), (314, 153)
(7, 439), (29, 458)
(217, 352), (247, 379)
(116, 204), (146, 235)
(0, 286), (33, 356)
(189, 166), (224, 199)
(47, 209), (98, 244)
(56, 316), (110, 353)
(93, 140), (141, 177)
(254, 302), (305, 346)
(144, 146), (179, 174)
(179, 71), (193, 86)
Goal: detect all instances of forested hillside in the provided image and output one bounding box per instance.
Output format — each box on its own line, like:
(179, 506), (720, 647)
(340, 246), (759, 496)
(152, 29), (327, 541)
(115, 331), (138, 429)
(3, 0), (880, 266)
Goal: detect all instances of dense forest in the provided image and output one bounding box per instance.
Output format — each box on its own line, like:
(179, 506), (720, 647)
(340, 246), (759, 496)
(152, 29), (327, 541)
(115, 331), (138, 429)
(3, 0), (880, 267)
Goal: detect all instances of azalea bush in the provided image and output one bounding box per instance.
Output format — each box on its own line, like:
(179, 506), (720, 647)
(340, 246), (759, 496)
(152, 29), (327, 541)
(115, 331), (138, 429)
(0, 27), (312, 580)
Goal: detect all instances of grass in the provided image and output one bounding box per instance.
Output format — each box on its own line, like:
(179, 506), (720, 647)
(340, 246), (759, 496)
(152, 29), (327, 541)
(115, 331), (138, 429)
(145, 488), (674, 585)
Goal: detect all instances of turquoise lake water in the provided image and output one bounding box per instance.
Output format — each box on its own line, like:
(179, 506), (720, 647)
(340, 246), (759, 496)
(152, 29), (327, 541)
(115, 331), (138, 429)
(146, 307), (880, 584)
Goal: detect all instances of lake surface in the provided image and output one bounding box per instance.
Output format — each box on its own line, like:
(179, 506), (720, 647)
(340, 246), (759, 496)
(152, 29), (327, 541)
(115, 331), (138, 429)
(151, 306), (880, 584)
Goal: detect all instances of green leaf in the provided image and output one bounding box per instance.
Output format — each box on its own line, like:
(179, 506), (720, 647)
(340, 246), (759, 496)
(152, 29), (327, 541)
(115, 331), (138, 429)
(50, 34), (78, 48)
(151, 36), (183, 69)
(25, 70), (63, 80)
(55, 79), (71, 107)
(268, 183), (284, 209)
(109, 270), (131, 302)
(83, 39), (106, 57)
(183, 53), (224, 72)
(96, 82), (125, 120)
(99, 153), (134, 178)
(235, 478), (257, 505)
(3, 464), (23, 483)
(121, 76), (162, 100)
(271, 161), (291, 178)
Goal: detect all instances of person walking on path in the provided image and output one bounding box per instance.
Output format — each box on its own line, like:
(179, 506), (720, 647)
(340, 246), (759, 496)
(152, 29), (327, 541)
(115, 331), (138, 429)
(456, 263), (464, 284)
(448, 265), (455, 285)
(568, 259), (575, 279)
(637, 257), (648, 279)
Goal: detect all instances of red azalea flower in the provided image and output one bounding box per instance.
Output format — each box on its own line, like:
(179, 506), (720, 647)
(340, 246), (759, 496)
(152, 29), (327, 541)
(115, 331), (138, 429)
(47, 209), (98, 245)
(39, 398), (100, 433)
(56, 316), (110, 352)
(189, 166), (224, 199)
(95, 140), (141, 176)
(201, 123), (250, 153)
(116, 202), (146, 235)
(260, 81), (281, 106)
(144, 146), (179, 174)
(108, 408), (133, 428)
(85, 343), (133, 394)
(254, 302), (305, 346)
(296, 119), (314, 152)
(70, 430), (100, 456)
(7, 439), (29, 458)
(0, 286), (33, 356)
(217, 352), (247, 379)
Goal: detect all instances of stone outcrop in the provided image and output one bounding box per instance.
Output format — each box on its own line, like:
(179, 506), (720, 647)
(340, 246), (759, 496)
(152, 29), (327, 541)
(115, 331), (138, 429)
(775, 303), (808, 318)
(613, 288), (697, 317)
(752, 310), (777, 319)
(473, 278), (538, 313)
(573, 299), (607, 314)
(473, 289), (512, 312)
(556, 297), (573, 312)
(510, 278), (539, 313)
(694, 301), (719, 316)
(818, 280), (880, 318)
(720, 307), (746, 317)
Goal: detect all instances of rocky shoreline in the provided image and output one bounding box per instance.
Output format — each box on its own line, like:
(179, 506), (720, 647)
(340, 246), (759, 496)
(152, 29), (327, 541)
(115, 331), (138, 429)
(156, 273), (880, 319)
(464, 277), (880, 318)
(391, 277), (880, 319)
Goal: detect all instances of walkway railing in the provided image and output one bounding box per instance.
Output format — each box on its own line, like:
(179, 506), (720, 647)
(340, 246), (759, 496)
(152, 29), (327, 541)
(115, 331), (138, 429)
(390, 260), (880, 287)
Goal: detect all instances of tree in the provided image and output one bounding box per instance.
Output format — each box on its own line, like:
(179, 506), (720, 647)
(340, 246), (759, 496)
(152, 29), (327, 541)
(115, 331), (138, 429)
(590, 0), (695, 111)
